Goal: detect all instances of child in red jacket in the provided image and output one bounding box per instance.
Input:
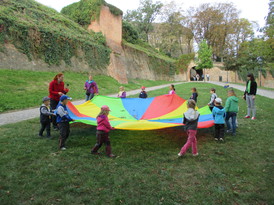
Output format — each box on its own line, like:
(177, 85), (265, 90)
(91, 105), (115, 157)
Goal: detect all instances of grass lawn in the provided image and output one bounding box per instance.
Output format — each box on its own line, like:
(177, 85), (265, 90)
(0, 82), (273, 204)
(0, 69), (172, 113)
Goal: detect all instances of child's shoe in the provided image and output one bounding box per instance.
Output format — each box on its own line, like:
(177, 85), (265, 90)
(60, 147), (66, 150)
(91, 151), (100, 155)
(251, 117), (256, 120)
(108, 154), (116, 158)
(177, 153), (183, 157)
(219, 138), (224, 141)
(226, 130), (232, 133)
(244, 115), (250, 119)
(193, 153), (199, 157)
(215, 138), (218, 141)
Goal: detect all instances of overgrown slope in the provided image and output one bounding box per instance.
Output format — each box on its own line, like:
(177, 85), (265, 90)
(0, 0), (110, 68)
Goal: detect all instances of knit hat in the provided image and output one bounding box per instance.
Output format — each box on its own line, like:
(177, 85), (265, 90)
(60, 95), (72, 102)
(42, 96), (51, 102)
(101, 105), (111, 111)
(215, 98), (222, 104)
(141, 86), (146, 89)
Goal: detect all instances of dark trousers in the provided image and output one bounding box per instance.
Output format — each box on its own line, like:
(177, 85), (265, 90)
(225, 112), (237, 134)
(58, 122), (70, 148)
(39, 121), (51, 137)
(91, 131), (112, 155)
(50, 99), (59, 128)
(215, 124), (225, 139)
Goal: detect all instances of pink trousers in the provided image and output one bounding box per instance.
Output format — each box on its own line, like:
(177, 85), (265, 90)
(179, 130), (198, 155)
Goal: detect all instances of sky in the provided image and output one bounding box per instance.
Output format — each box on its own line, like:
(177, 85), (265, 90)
(34, 0), (270, 28)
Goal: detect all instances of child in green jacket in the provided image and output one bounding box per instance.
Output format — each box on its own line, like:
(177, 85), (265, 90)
(225, 89), (239, 136)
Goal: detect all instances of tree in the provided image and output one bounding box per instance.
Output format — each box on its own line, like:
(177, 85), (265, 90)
(184, 3), (251, 61)
(122, 21), (139, 44)
(124, 0), (163, 42)
(196, 40), (213, 81)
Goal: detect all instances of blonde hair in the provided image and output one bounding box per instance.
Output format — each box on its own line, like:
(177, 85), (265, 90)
(119, 86), (125, 91)
(228, 89), (236, 96)
(97, 110), (109, 118)
(187, 99), (196, 109)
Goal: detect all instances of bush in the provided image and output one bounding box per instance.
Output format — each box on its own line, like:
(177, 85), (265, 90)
(122, 21), (139, 44)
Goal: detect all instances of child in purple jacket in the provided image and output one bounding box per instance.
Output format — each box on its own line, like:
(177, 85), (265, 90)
(117, 86), (126, 98)
(91, 105), (115, 157)
(84, 75), (99, 101)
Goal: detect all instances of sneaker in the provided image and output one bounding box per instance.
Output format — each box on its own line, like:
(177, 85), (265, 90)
(60, 147), (66, 150)
(215, 138), (219, 141)
(108, 154), (116, 158)
(193, 153), (199, 157)
(226, 130), (232, 133)
(244, 115), (250, 119)
(178, 153), (183, 157)
(232, 133), (236, 136)
(38, 134), (44, 137)
(251, 117), (256, 120)
(219, 138), (224, 141)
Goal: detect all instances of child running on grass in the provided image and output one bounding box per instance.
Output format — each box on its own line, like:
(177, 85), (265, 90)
(212, 98), (226, 141)
(139, 86), (147, 98)
(39, 96), (55, 138)
(208, 88), (217, 111)
(91, 105), (116, 158)
(190, 87), (198, 103)
(225, 89), (239, 136)
(178, 99), (200, 157)
(56, 95), (73, 150)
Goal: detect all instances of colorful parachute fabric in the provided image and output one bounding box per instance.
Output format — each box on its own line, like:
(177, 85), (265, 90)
(67, 94), (214, 130)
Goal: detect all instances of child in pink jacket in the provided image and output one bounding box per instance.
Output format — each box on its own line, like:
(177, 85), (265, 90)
(91, 105), (115, 157)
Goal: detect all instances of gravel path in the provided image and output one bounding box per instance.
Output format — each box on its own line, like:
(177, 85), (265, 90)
(205, 81), (274, 99)
(0, 82), (184, 126)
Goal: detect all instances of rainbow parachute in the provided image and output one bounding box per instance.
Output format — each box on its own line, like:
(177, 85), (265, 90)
(67, 95), (214, 130)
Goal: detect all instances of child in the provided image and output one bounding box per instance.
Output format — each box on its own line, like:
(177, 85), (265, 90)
(225, 89), (239, 136)
(91, 105), (116, 158)
(84, 75), (99, 101)
(212, 98), (226, 141)
(39, 96), (55, 138)
(169, 84), (176, 94)
(190, 87), (198, 103)
(208, 88), (217, 111)
(139, 86), (147, 98)
(56, 95), (73, 150)
(118, 86), (126, 98)
(178, 99), (200, 157)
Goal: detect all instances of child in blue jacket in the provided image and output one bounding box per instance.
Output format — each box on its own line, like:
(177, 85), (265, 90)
(212, 98), (226, 141)
(56, 95), (73, 150)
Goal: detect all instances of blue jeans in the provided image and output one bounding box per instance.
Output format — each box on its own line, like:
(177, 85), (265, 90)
(225, 112), (237, 134)
(85, 93), (94, 101)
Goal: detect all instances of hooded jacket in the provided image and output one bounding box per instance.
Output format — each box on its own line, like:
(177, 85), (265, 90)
(97, 115), (114, 133)
(212, 106), (226, 124)
(183, 108), (200, 130)
(225, 96), (239, 113)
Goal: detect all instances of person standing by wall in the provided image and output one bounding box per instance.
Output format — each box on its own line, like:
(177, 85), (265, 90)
(243, 73), (257, 120)
(84, 75), (99, 101)
(49, 73), (69, 130)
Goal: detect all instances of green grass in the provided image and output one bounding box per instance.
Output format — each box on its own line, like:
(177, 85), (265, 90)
(0, 69), (172, 113)
(0, 82), (273, 204)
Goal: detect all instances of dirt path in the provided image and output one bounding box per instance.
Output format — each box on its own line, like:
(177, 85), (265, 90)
(0, 82), (184, 126)
(205, 81), (274, 99)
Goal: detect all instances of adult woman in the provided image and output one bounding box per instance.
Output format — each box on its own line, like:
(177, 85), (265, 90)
(84, 75), (99, 101)
(243, 73), (257, 120)
(49, 73), (69, 130)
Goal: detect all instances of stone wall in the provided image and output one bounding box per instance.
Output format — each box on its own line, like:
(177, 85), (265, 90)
(0, 44), (107, 75)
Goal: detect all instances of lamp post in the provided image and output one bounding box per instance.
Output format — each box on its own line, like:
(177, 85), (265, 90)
(257, 57), (263, 87)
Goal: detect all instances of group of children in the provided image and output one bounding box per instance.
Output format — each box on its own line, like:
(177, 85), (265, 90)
(39, 83), (240, 158)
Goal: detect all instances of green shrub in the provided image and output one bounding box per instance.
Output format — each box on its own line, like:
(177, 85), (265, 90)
(122, 21), (139, 44)
(61, 0), (123, 26)
(176, 53), (195, 74)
